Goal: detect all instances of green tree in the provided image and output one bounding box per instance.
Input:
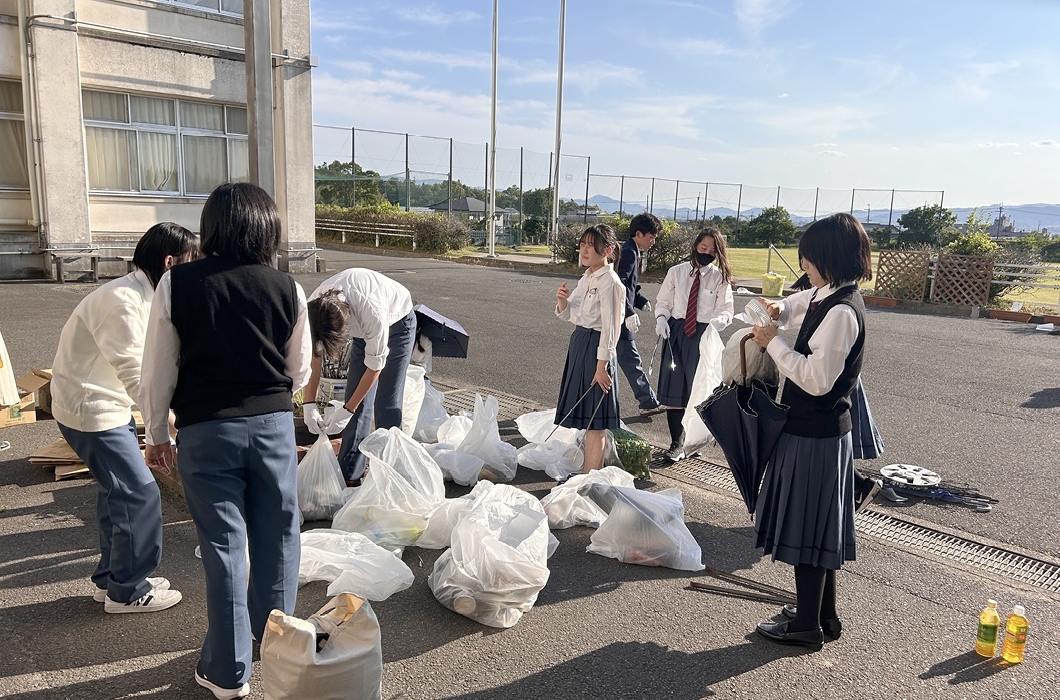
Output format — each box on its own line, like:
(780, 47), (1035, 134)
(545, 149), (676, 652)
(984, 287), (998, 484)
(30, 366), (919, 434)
(870, 225), (896, 249)
(963, 207), (992, 237)
(738, 206), (799, 247)
(314, 161), (384, 207)
(897, 204), (957, 246)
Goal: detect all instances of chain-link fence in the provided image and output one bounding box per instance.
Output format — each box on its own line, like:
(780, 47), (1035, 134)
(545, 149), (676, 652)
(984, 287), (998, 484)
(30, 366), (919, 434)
(314, 125), (943, 247)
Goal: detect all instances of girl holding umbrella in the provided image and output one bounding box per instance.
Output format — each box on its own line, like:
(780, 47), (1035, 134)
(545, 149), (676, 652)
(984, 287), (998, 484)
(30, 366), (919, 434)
(653, 228), (734, 461)
(749, 212), (873, 651)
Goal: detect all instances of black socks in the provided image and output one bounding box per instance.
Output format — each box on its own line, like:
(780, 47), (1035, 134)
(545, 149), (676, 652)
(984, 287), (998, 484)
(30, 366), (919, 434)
(666, 408), (684, 445)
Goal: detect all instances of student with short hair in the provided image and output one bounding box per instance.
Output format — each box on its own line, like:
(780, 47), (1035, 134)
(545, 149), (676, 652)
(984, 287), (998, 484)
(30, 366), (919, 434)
(302, 268), (416, 486)
(555, 224), (625, 473)
(654, 228), (734, 461)
(750, 212), (874, 651)
(141, 183), (312, 699)
(51, 222), (198, 614)
(615, 212), (663, 414)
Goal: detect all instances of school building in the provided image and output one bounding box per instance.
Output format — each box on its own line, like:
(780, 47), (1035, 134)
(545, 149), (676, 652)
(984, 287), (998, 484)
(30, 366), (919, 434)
(0, 0), (317, 280)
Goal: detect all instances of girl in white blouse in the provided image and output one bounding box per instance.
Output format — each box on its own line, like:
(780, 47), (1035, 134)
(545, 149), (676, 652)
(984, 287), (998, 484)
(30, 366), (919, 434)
(555, 224), (625, 473)
(654, 228), (734, 461)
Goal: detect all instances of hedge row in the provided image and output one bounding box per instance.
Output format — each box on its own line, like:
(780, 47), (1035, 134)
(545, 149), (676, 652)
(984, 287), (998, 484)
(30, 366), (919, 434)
(315, 204), (470, 254)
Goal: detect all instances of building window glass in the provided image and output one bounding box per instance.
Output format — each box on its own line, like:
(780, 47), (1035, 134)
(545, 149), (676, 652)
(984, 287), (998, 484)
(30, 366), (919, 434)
(83, 89), (247, 196)
(0, 79), (30, 189)
(151, 0), (242, 17)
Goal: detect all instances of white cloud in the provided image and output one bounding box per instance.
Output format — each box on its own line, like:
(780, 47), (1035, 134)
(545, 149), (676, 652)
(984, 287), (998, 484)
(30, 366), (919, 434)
(376, 48), (491, 70)
(667, 38), (735, 57)
(889, 147), (900, 151)
(734, 0), (796, 32)
(778, 93), (788, 98)
(814, 142), (837, 147)
(1035, 139), (1058, 147)
(394, 5), (479, 26)
(820, 150), (848, 157)
(514, 60), (643, 91)
(977, 142), (1019, 148)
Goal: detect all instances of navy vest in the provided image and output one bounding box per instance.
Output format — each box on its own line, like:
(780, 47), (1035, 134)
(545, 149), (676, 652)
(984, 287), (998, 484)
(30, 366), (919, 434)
(169, 256), (298, 429)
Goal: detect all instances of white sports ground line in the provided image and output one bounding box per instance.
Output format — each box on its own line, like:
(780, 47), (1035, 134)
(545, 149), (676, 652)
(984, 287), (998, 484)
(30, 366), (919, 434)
(0, 649), (198, 694)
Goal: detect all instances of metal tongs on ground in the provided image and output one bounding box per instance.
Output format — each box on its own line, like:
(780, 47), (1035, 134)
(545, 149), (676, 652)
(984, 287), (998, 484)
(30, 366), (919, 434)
(688, 566), (796, 606)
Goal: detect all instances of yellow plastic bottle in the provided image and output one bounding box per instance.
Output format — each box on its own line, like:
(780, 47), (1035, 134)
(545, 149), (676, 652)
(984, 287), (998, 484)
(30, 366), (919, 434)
(1001, 604), (1029, 664)
(975, 599), (1000, 657)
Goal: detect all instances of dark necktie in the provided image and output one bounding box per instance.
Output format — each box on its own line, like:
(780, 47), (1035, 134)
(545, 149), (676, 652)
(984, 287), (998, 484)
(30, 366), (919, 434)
(809, 300), (821, 312)
(684, 274), (699, 337)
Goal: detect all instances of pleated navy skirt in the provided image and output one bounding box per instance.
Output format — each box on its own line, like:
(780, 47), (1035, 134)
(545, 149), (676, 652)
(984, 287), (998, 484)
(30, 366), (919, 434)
(754, 431), (857, 570)
(555, 326), (620, 431)
(656, 317), (707, 408)
(850, 376), (884, 460)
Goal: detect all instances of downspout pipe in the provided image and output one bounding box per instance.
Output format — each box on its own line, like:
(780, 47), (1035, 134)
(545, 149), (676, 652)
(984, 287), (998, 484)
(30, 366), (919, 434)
(16, 0), (42, 231)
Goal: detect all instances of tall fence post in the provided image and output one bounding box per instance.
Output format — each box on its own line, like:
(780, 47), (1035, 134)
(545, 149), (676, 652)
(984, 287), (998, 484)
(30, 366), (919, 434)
(888, 188), (895, 227)
(350, 127), (356, 208)
(735, 184), (743, 234)
(674, 180), (680, 221)
(583, 156), (590, 224)
(519, 146), (524, 241)
(849, 189), (855, 215)
(776, 185), (780, 208)
(703, 182), (709, 224)
(404, 133), (410, 212)
(649, 177), (655, 214)
(619, 175), (624, 218)
(448, 138), (453, 218)
(813, 187), (819, 221)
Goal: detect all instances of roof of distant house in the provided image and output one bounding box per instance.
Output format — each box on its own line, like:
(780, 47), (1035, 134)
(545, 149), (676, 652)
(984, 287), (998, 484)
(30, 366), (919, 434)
(428, 196), (518, 214)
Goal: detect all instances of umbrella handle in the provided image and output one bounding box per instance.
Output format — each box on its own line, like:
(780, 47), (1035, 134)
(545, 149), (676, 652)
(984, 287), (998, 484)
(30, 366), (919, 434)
(740, 333), (754, 380)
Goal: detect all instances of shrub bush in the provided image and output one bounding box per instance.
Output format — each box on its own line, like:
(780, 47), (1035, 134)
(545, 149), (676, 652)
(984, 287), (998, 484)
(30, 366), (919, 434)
(314, 205), (469, 253)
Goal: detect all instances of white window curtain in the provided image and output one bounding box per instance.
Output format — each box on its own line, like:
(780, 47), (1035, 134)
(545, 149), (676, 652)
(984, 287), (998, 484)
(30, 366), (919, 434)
(180, 101), (224, 131)
(183, 135), (227, 194)
(225, 106), (248, 134)
(83, 91), (127, 123)
(131, 96), (175, 126)
(0, 119), (29, 188)
(219, 0), (242, 14)
(0, 81), (23, 112)
(139, 132), (178, 191)
(86, 127), (138, 191)
(228, 139), (249, 183)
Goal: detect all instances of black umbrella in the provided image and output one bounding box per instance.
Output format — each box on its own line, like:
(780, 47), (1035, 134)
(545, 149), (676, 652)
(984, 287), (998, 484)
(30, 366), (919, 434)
(696, 333), (787, 514)
(413, 304), (469, 358)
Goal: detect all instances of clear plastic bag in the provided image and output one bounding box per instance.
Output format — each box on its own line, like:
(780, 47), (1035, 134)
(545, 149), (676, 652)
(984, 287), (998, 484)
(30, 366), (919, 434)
(424, 442), (485, 486)
(427, 484), (553, 628)
(721, 329), (779, 386)
(297, 434), (349, 522)
(413, 378), (449, 443)
(417, 481), (494, 550)
(682, 325), (725, 456)
(330, 428), (446, 548)
(516, 440), (584, 482)
(435, 415), (472, 448)
(401, 364), (427, 436)
(540, 466), (634, 529)
(514, 409), (578, 446)
(298, 529), (414, 601)
(586, 487), (705, 571)
(261, 593), (383, 700)
(454, 394), (518, 481)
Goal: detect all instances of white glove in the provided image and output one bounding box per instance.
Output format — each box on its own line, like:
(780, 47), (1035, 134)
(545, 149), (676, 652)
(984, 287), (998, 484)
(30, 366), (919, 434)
(643, 300), (652, 314)
(655, 316), (670, 338)
(323, 405), (353, 435)
(625, 314), (641, 333)
(302, 402), (324, 435)
(709, 317), (729, 332)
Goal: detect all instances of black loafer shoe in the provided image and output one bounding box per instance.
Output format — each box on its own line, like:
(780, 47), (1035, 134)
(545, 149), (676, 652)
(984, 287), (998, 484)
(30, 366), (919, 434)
(756, 620), (824, 651)
(779, 606), (842, 640)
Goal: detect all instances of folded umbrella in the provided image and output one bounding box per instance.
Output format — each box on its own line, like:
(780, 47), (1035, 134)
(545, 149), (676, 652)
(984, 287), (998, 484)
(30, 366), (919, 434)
(413, 304), (469, 358)
(696, 333), (787, 515)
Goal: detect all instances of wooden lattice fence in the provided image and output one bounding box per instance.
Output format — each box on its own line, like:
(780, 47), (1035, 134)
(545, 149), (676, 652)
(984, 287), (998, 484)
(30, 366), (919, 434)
(874, 250), (932, 301)
(930, 254), (994, 306)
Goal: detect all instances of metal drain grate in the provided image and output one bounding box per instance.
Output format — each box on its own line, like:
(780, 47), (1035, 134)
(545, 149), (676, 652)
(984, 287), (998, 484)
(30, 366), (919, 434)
(650, 452), (1060, 594)
(441, 388), (542, 422)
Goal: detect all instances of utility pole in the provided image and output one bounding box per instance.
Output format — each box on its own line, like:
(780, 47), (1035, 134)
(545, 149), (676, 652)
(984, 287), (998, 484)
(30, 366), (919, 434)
(583, 156), (591, 224)
(487, 0), (498, 257)
(996, 203), (1004, 239)
(549, 0), (567, 263)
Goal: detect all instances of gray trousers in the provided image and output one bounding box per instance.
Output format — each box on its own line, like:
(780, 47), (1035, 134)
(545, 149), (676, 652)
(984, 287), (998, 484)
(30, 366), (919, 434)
(177, 412), (300, 689)
(338, 311), (417, 481)
(58, 418), (162, 603)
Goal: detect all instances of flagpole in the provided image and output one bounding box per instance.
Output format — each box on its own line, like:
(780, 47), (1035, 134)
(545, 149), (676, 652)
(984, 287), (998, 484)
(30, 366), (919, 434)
(549, 0), (566, 264)
(487, 0), (498, 257)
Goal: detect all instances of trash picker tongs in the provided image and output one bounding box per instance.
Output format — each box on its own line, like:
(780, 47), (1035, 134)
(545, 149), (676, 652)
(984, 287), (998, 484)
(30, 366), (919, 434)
(688, 566), (796, 605)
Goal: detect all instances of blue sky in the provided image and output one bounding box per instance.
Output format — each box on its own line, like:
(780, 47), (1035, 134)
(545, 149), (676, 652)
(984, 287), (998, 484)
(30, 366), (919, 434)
(309, 0), (1060, 211)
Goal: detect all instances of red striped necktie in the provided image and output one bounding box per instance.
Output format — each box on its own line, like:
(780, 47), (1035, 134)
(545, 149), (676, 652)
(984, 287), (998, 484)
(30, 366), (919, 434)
(684, 273), (700, 336)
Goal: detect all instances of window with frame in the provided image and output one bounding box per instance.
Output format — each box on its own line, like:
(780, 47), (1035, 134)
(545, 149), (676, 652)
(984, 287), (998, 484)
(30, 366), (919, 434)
(83, 89), (249, 196)
(154, 0), (243, 17)
(0, 79), (30, 189)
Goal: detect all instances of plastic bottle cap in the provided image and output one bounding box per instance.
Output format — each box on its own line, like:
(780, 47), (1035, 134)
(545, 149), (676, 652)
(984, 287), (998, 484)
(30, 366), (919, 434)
(986, 599), (997, 608)
(1013, 604), (1025, 616)
(453, 595), (476, 615)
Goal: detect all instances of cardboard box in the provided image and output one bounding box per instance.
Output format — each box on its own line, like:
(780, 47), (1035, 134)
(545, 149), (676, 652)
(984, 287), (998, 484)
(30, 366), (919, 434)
(28, 367), (52, 417)
(0, 372), (47, 428)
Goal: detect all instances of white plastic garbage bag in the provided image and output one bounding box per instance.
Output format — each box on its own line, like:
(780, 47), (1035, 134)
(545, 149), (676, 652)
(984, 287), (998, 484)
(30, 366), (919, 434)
(331, 428), (446, 548)
(516, 440), (584, 482)
(587, 487), (704, 571)
(297, 434), (349, 521)
(540, 466), (634, 529)
(425, 442), (485, 486)
(0, 330), (18, 406)
(298, 529), (414, 601)
(515, 409), (578, 446)
(417, 481), (494, 549)
(261, 593), (383, 700)
(721, 329), (779, 386)
(681, 325), (725, 456)
(413, 378), (449, 443)
(401, 364), (426, 436)
(428, 484), (552, 628)
(456, 394), (518, 481)
(436, 415), (472, 448)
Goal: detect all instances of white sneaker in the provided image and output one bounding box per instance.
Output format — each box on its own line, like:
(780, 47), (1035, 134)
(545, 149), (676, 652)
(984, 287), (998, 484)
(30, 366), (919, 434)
(195, 665), (250, 699)
(93, 576), (171, 603)
(104, 587), (182, 613)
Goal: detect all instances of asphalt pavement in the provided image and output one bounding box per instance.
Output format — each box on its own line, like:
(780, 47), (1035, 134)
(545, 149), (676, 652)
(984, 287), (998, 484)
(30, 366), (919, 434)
(1, 248), (1058, 699)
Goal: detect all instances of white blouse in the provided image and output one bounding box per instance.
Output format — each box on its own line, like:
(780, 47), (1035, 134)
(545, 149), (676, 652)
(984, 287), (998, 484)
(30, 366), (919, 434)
(767, 282), (860, 397)
(655, 261), (734, 330)
(556, 264), (625, 362)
